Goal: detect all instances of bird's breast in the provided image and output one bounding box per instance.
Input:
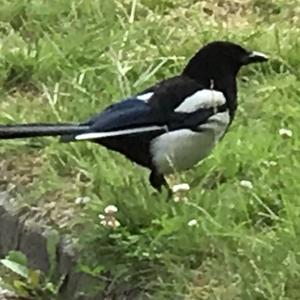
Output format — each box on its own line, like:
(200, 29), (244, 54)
(150, 111), (230, 174)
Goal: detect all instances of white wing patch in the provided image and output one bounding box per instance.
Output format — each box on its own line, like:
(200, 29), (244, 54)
(75, 125), (167, 141)
(175, 89), (226, 113)
(136, 92), (154, 102)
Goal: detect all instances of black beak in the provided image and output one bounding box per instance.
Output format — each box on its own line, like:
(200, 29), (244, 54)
(243, 51), (269, 65)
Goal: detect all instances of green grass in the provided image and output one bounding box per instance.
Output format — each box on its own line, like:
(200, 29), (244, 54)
(0, 0), (300, 298)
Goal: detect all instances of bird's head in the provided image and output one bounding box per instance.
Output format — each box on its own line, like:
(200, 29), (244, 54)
(183, 40), (268, 84)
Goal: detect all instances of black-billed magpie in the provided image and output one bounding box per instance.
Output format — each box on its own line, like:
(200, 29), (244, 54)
(0, 41), (268, 191)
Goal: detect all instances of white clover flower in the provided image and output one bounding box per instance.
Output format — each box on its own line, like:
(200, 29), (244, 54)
(107, 219), (121, 228)
(98, 214), (105, 220)
(263, 160), (278, 167)
(269, 161), (277, 167)
(240, 180), (253, 189)
(75, 196), (91, 205)
(107, 220), (115, 227)
(100, 219), (107, 226)
(100, 217), (120, 229)
(279, 128), (293, 138)
(173, 196), (188, 203)
(187, 219), (198, 227)
(172, 183), (190, 193)
(114, 220), (121, 228)
(104, 205), (118, 214)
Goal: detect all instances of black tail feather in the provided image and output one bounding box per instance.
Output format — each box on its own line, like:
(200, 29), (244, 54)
(0, 123), (90, 139)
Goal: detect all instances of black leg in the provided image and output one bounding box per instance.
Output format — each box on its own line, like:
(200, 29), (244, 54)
(149, 170), (172, 198)
(149, 170), (166, 191)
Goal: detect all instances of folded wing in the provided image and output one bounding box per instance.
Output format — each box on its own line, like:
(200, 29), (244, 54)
(69, 77), (228, 142)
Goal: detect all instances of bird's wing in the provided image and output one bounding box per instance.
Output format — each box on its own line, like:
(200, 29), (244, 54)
(140, 76), (228, 131)
(75, 77), (228, 141)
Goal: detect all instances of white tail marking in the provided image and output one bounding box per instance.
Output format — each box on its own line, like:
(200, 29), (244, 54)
(75, 125), (167, 140)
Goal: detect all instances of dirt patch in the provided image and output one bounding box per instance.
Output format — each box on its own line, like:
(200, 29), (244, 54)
(0, 151), (43, 191)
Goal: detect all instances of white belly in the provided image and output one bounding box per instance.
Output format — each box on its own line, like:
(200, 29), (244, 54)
(150, 111), (230, 174)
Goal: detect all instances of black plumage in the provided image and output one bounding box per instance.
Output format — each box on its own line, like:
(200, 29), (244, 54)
(0, 41), (268, 191)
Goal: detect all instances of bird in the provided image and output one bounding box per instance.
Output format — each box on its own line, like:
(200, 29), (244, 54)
(0, 41), (268, 192)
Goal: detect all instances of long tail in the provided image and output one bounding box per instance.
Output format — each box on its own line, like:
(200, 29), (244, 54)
(0, 123), (90, 139)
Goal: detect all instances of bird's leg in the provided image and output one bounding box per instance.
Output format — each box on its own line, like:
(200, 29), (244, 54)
(149, 170), (172, 198)
(149, 170), (167, 191)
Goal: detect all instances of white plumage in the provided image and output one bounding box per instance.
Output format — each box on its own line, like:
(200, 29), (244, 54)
(136, 92), (154, 102)
(150, 110), (230, 174)
(174, 89), (226, 113)
(75, 125), (167, 140)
